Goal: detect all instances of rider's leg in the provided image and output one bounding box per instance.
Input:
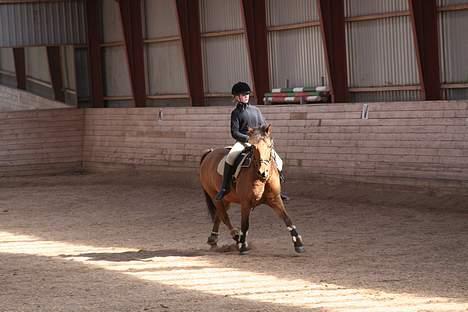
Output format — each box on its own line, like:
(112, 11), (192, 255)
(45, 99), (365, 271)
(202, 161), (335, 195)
(272, 149), (290, 201)
(215, 142), (244, 200)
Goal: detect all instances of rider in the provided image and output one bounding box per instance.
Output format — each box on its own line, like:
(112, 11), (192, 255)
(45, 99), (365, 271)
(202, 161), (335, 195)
(215, 81), (287, 201)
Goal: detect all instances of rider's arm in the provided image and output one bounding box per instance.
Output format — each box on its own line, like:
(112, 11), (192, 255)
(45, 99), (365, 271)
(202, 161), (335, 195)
(231, 110), (249, 143)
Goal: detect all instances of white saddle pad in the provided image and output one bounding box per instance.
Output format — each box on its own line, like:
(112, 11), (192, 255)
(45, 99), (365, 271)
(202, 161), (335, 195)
(217, 153), (249, 179)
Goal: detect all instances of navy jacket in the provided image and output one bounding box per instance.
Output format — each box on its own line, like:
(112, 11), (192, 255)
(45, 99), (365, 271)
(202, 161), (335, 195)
(230, 102), (266, 143)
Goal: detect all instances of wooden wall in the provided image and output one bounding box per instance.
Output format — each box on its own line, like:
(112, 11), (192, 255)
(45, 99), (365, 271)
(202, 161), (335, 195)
(1, 87), (466, 189)
(0, 109), (83, 177)
(82, 101), (468, 190)
(0, 85), (69, 112)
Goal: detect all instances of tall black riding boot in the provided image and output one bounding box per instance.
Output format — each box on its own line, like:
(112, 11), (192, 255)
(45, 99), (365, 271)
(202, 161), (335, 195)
(278, 170), (290, 201)
(215, 163), (234, 200)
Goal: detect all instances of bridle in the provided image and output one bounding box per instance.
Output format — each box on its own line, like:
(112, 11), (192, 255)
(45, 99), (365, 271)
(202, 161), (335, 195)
(252, 140), (274, 181)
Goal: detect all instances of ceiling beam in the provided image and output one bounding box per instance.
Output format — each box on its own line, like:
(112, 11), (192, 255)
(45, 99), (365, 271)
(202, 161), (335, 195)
(176, 0), (205, 106)
(85, 0), (104, 108)
(13, 48), (26, 90)
(242, 0), (270, 104)
(318, 0), (349, 102)
(46, 46), (65, 102)
(409, 0), (441, 100)
(118, 0), (147, 107)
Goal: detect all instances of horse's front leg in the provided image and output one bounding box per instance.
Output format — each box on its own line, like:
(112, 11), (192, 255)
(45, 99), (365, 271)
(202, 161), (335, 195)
(207, 216), (220, 247)
(238, 202), (252, 255)
(267, 194), (304, 253)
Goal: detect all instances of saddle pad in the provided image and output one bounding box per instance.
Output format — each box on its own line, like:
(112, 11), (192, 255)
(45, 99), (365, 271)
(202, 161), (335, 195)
(217, 152), (250, 179)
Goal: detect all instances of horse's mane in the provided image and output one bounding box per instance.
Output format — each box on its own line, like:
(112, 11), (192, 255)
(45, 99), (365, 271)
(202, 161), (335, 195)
(248, 125), (271, 144)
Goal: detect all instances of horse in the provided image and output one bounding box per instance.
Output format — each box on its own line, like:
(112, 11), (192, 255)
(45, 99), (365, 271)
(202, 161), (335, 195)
(199, 124), (304, 255)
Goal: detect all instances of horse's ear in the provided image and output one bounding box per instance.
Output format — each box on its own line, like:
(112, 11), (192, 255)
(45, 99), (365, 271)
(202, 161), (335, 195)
(265, 124), (272, 136)
(247, 127), (254, 136)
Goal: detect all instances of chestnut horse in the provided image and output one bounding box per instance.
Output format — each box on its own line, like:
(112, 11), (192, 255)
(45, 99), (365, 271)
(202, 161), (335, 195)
(199, 124), (304, 254)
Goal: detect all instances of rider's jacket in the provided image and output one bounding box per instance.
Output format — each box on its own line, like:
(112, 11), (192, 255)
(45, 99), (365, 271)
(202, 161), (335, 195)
(230, 102), (266, 143)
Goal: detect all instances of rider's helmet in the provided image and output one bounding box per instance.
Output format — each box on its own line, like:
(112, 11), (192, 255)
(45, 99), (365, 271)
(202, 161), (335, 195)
(231, 82), (251, 95)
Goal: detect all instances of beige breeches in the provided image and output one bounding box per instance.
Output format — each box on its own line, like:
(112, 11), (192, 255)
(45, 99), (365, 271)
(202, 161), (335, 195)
(225, 141), (283, 171)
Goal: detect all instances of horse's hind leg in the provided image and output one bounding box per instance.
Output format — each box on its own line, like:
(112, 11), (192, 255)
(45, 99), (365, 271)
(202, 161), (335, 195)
(208, 215), (238, 247)
(267, 195), (304, 253)
(209, 201), (240, 246)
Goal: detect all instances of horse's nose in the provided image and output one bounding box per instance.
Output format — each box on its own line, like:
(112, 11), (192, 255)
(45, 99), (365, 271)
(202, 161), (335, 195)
(258, 170), (268, 179)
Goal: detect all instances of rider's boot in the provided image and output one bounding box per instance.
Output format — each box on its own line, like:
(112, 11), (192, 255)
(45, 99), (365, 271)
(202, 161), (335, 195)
(215, 163), (234, 200)
(278, 170), (290, 201)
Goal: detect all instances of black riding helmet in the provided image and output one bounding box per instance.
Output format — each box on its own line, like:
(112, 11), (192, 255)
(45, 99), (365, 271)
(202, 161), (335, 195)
(231, 81), (251, 95)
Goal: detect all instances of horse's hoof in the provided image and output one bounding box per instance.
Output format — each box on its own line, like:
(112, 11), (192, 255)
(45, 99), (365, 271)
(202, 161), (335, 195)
(239, 244), (249, 255)
(295, 246), (305, 253)
(207, 238), (218, 246)
(239, 249), (249, 255)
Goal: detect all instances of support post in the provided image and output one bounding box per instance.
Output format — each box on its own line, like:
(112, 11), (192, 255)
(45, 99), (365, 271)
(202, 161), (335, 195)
(318, 0), (349, 102)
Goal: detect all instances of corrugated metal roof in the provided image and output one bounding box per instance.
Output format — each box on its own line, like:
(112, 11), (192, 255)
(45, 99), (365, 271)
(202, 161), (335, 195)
(145, 41), (188, 95)
(102, 0), (124, 43)
(351, 90), (421, 102)
(25, 46), (50, 83)
(103, 46), (132, 97)
(0, 48), (15, 73)
(143, 0), (179, 38)
(437, 0), (468, 6)
(268, 27), (327, 89)
(201, 34), (252, 94)
(0, 0), (86, 47)
(346, 16), (419, 87)
(438, 9), (468, 84)
(266, 0), (319, 26)
(344, 0), (408, 17)
(199, 0), (243, 33)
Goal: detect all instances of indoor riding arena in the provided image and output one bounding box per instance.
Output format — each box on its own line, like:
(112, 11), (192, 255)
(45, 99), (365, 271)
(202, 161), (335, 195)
(0, 1), (467, 312)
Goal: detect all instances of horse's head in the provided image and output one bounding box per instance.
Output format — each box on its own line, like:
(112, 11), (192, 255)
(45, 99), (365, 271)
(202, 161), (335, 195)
(247, 124), (274, 182)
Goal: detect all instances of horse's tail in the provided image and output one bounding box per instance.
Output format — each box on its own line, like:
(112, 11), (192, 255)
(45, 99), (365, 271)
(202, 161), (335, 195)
(203, 189), (217, 222)
(200, 148), (214, 165)
(200, 148), (216, 221)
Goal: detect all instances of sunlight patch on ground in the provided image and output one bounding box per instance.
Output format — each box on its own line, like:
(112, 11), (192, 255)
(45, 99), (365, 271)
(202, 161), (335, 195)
(0, 231), (466, 312)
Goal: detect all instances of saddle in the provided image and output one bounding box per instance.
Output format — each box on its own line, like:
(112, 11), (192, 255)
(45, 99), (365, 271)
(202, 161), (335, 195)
(217, 146), (253, 180)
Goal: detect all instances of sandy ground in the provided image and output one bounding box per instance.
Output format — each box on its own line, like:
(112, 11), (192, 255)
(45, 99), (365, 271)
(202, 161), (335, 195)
(0, 171), (467, 312)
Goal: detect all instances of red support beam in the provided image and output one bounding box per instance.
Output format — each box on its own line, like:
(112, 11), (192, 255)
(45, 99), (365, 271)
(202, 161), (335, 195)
(318, 0), (349, 102)
(47, 46), (65, 102)
(13, 48), (26, 90)
(176, 0), (205, 106)
(118, 0), (147, 107)
(409, 0), (441, 100)
(86, 0), (104, 108)
(242, 0), (270, 104)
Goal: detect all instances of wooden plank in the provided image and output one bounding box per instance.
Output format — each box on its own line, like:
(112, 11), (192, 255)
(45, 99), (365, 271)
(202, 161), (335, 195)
(345, 11), (410, 23)
(201, 29), (245, 38)
(267, 21), (320, 32)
